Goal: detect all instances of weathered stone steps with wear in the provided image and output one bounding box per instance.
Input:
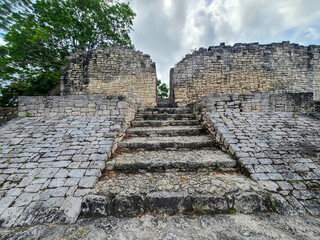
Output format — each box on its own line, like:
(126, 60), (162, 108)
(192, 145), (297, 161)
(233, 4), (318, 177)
(131, 119), (200, 127)
(138, 107), (191, 114)
(118, 135), (215, 151)
(135, 113), (195, 121)
(89, 100), (273, 220)
(156, 99), (176, 108)
(82, 172), (272, 217)
(126, 125), (207, 137)
(107, 150), (237, 172)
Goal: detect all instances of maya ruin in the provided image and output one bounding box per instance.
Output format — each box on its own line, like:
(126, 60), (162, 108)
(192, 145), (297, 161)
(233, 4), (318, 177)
(0, 41), (319, 239)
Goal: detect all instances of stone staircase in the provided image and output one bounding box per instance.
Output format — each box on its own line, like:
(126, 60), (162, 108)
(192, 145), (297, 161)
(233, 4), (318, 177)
(82, 99), (273, 217)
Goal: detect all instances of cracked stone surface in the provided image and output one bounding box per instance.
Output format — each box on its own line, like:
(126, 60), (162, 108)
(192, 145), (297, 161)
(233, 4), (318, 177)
(0, 214), (319, 240)
(0, 116), (124, 227)
(200, 110), (320, 215)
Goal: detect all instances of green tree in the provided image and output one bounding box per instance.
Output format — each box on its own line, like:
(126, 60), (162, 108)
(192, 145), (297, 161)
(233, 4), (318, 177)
(0, 0), (135, 106)
(0, 0), (32, 30)
(157, 79), (169, 99)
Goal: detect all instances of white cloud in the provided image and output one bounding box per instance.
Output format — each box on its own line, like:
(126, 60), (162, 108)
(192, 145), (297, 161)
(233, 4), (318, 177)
(128, 0), (320, 85)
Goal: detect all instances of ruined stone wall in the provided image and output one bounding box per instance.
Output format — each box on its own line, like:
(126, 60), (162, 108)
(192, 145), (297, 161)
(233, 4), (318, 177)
(171, 42), (320, 105)
(61, 46), (157, 107)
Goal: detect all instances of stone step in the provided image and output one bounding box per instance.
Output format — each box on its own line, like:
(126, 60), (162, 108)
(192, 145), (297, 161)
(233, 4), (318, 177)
(126, 125), (207, 137)
(108, 150), (237, 172)
(135, 113), (195, 121)
(157, 100), (176, 108)
(138, 107), (192, 115)
(118, 135), (215, 151)
(82, 172), (272, 217)
(131, 120), (200, 127)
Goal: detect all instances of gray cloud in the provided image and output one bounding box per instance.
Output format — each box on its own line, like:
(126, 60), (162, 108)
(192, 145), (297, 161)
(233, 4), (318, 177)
(126, 0), (320, 85)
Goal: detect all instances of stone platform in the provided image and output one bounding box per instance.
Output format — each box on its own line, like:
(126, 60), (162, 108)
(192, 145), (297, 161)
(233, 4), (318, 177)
(0, 93), (319, 239)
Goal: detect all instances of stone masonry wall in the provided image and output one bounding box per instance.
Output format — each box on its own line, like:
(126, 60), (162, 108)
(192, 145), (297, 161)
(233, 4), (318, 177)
(0, 108), (16, 126)
(171, 42), (320, 105)
(61, 46), (157, 107)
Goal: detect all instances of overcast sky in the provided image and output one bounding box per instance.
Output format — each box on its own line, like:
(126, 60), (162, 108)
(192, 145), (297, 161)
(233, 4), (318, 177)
(127, 0), (320, 85)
